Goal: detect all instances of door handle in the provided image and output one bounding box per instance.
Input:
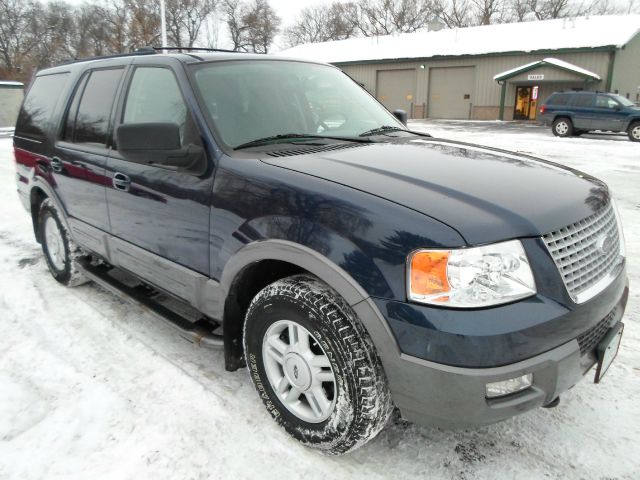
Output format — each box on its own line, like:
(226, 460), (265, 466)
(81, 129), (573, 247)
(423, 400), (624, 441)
(51, 157), (63, 173)
(112, 172), (131, 191)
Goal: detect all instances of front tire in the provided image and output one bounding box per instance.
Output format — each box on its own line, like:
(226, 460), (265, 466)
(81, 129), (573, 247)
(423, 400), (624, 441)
(552, 117), (573, 137)
(38, 199), (87, 286)
(628, 121), (640, 142)
(244, 274), (392, 455)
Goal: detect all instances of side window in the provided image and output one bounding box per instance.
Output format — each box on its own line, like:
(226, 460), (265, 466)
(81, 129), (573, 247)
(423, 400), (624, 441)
(73, 68), (124, 145)
(123, 67), (189, 142)
(62, 73), (89, 142)
(570, 94), (593, 108)
(596, 95), (619, 109)
(15, 73), (70, 141)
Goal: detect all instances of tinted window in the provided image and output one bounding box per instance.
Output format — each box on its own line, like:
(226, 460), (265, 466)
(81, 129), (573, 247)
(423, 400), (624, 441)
(62, 73), (89, 142)
(548, 93), (569, 106)
(15, 73), (70, 141)
(569, 94), (594, 108)
(596, 95), (619, 109)
(124, 68), (187, 128)
(74, 68), (124, 145)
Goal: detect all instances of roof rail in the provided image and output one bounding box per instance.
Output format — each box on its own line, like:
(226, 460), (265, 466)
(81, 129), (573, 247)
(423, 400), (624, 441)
(152, 46), (250, 54)
(61, 47), (156, 65)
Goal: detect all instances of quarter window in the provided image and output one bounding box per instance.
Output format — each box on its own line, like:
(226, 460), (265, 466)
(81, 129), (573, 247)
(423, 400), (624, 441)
(15, 73), (70, 141)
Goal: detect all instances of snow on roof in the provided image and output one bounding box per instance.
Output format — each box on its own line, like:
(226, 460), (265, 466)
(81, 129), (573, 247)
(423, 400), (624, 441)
(279, 15), (640, 64)
(0, 81), (23, 87)
(493, 57), (601, 81)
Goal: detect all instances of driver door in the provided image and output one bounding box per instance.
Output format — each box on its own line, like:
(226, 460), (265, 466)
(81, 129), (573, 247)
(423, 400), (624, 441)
(105, 65), (213, 277)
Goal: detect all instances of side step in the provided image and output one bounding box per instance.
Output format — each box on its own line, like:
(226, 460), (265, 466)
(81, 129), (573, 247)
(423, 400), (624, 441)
(77, 260), (224, 348)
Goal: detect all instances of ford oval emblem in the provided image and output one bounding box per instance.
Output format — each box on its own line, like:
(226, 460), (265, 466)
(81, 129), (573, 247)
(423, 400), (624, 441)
(596, 234), (615, 256)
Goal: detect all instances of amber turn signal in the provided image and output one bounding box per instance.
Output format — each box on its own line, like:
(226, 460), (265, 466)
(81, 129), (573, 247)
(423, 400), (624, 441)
(410, 251), (450, 297)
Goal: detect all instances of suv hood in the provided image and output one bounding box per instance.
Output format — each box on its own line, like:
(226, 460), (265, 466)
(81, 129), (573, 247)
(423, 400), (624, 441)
(260, 138), (608, 245)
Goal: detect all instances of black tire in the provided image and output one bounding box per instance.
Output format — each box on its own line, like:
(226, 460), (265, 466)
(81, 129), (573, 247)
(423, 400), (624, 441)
(552, 117), (573, 137)
(38, 198), (88, 286)
(244, 274), (393, 455)
(628, 121), (640, 142)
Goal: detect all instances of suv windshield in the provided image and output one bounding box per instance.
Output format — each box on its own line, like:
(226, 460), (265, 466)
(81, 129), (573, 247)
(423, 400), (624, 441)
(191, 60), (404, 148)
(610, 94), (635, 107)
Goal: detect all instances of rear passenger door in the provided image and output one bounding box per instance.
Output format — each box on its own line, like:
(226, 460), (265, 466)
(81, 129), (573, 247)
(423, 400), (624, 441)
(52, 67), (125, 231)
(568, 93), (595, 130)
(105, 65), (213, 277)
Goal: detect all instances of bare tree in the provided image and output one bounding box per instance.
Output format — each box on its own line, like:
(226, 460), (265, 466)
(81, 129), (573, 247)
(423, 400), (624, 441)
(285, 2), (357, 47)
(471, 0), (506, 24)
(434, 0), (472, 27)
(166, 0), (217, 47)
(0, 0), (42, 77)
(357, 0), (437, 36)
(224, 0), (280, 53)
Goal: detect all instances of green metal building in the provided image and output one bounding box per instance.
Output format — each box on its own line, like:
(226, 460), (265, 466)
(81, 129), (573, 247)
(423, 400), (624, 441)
(282, 15), (640, 121)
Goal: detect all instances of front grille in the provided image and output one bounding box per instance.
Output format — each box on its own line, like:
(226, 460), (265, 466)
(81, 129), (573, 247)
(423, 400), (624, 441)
(577, 309), (616, 355)
(543, 202), (622, 302)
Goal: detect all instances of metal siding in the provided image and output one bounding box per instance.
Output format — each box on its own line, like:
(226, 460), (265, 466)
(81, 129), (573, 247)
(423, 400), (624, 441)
(612, 32), (640, 101)
(340, 50), (612, 120)
(375, 69), (417, 113)
(0, 86), (24, 127)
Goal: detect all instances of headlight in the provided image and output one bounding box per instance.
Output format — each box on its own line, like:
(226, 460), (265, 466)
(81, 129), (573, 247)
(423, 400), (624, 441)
(408, 240), (536, 308)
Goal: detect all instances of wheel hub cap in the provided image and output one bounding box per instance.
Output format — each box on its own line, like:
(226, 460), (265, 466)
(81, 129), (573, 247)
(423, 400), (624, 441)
(44, 216), (65, 271)
(633, 126), (640, 139)
(262, 320), (337, 423)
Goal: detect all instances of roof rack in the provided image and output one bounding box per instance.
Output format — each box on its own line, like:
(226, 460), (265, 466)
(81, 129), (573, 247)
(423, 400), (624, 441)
(61, 47), (156, 65)
(152, 46), (248, 54)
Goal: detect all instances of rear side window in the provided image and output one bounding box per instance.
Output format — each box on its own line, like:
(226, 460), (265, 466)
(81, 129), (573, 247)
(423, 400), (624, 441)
(15, 73), (70, 141)
(70, 68), (124, 145)
(569, 94), (594, 108)
(548, 93), (569, 106)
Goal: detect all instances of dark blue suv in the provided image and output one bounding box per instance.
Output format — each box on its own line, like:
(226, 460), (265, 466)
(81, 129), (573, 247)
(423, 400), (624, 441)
(539, 91), (640, 141)
(13, 50), (628, 454)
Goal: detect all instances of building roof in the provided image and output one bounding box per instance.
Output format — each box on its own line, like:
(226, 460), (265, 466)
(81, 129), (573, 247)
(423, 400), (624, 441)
(280, 15), (640, 64)
(493, 57), (601, 81)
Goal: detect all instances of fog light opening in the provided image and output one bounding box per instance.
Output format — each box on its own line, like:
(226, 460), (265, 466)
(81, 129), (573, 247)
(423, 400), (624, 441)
(486, 374), (533, 398)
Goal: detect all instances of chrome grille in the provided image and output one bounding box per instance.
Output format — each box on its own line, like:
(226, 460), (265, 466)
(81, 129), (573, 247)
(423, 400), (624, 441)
(543, 202), (622, 303)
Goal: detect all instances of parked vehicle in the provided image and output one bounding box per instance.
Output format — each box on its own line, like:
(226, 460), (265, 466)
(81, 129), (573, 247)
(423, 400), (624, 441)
(14, 50), (628, 454)
(539, 91), (640, 141)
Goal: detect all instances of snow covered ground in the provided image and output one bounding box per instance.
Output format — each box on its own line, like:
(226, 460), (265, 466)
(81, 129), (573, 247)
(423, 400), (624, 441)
(1, 124), (639, 480)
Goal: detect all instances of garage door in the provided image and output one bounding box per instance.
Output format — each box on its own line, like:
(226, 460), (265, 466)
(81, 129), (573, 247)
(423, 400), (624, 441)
(376, 69), (416, 115)
(428, 67), (475, 119)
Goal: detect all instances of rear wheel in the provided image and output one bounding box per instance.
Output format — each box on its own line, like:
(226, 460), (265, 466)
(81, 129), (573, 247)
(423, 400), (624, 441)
(552, 117), (573, 137)
(38, 199), (87, 286)
(244, 274), (392, 455)
(628, 121), (640, 142)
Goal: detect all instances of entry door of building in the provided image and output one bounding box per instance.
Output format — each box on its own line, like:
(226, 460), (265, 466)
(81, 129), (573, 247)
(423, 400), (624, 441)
(514, 86), (538, 120)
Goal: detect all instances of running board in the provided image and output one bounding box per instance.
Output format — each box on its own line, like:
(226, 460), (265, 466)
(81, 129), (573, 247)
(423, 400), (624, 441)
(77, 260), (224, 349)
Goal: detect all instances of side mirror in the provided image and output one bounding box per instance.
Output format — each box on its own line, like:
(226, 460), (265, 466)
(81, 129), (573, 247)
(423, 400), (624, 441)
(392, 109), (408, 126)
(116, 123), (205, 173)
(614, 104), (622, 111)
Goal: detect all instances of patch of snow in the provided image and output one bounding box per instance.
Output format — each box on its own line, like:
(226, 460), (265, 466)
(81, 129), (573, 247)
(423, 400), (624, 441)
(279, 15), (640, 64)
(1, 127), (639, 479)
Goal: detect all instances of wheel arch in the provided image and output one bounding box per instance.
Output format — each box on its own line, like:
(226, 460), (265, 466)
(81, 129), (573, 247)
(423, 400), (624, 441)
(219, 239), (399, 372)
(28, 179), (70, 243)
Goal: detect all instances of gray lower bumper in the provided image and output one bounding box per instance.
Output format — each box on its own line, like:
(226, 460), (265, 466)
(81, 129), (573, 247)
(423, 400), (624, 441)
(394, 338), (589, 428)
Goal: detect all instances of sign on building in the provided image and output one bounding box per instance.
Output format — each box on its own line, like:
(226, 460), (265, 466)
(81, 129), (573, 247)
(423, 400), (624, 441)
(528, 74), (544, 81)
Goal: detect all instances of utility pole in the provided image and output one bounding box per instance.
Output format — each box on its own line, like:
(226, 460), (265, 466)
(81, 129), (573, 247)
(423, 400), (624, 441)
(160, 0), (168, 51)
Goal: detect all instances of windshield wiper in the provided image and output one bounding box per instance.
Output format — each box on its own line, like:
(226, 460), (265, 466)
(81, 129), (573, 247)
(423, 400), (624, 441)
(233, 133), (372, 150)
(359, 125), (407, 137)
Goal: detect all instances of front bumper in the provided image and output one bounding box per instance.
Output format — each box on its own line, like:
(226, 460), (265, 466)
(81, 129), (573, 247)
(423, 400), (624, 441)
(393, 307), (624, 428)
(354, 270), (628, 428)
